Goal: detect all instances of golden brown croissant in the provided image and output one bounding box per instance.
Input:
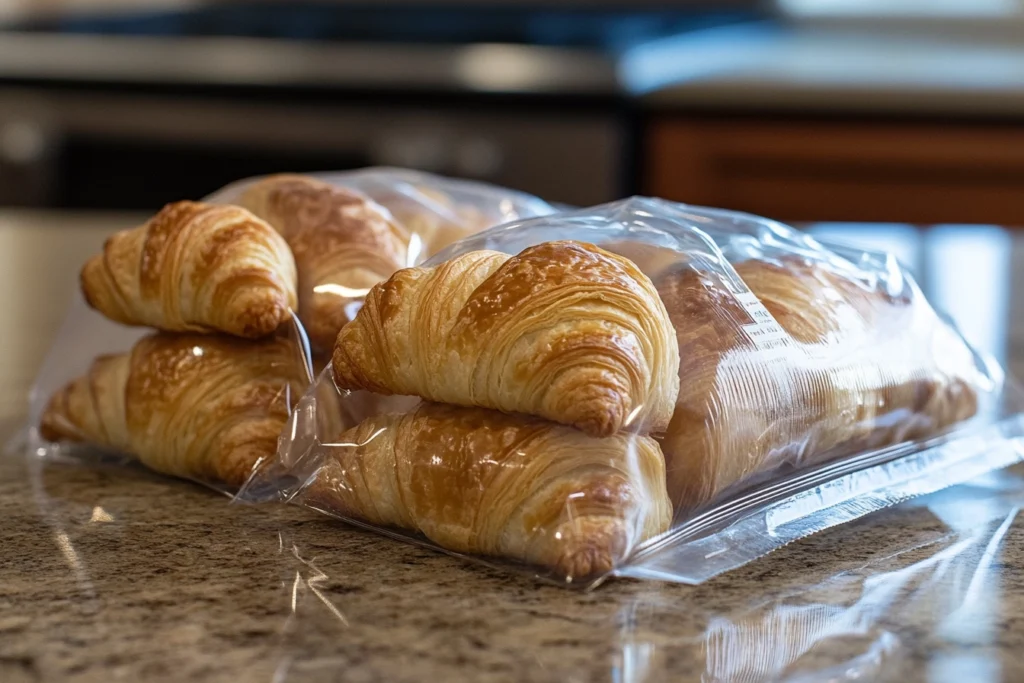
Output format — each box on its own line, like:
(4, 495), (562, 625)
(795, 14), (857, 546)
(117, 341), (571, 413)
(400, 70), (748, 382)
(657, 256), (980, 511)
(235, 174), (410, 352)
(39, 333), (307, 487)
(81, 201), (298, 338)
(332, 240), (681, 437)
(304, 402), (672, 579)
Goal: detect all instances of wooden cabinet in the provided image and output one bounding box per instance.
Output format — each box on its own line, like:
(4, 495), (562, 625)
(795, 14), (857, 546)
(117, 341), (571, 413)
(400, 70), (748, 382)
(646, 117), (1024, 226)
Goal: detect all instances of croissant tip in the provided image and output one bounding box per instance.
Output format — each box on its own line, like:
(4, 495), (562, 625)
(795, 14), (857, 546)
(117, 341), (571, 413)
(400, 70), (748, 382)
(548, 518), (633, 581)
(216, 438), (278, 490)
(79, 257), (101, 307)
(330, 337), (376, 393)
(230, 297), (294, 339)
(554, 540), (618, 581)
(38, 381), (79, 444)
(38, 415), (64, 444)
(568, 406), (623, 438)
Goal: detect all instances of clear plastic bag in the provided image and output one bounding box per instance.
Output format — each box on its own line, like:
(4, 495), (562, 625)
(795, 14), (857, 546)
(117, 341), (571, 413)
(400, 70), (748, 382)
(26, 314), (313, 495)
(24, 168), (553, 493)
(239, 196), (1024, 587)
(206, 166), (555, 264)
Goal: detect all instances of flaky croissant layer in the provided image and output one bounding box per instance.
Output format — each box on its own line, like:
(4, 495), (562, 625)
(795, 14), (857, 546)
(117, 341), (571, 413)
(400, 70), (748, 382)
(40, 333), (308, 488)
(81, 201), (298, 338)
(235, 174), (410, 352)
(332, 240), (681, 437)
(304, 402), (672, 579)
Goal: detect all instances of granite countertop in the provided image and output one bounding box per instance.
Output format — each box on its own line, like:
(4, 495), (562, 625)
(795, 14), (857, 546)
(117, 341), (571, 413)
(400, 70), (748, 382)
(4, 211), (1024, 682)
(5, 450), (1024, 683)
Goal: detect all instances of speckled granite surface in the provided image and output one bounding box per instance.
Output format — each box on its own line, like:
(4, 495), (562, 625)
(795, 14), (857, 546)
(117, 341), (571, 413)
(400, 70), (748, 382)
(3, 443), (1024, 683)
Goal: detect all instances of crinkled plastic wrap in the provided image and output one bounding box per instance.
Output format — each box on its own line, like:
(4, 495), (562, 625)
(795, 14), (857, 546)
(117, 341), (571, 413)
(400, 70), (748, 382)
(206, 166), (554, 264)
(240, 197), (1024, 587)
(204, 167), (555, 354)
(24, 168), (553, 493)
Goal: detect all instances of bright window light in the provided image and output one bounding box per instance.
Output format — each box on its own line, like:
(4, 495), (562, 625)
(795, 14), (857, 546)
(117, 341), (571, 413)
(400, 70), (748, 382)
(778, 0), (1020, 18)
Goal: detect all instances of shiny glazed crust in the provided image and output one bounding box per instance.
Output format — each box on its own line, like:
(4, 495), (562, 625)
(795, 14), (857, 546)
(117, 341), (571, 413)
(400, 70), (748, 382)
(304, 402), (672, 579)
(39, 333), (308, 488)
(81, 201), (298, 338)
(331, 240), (681, 437)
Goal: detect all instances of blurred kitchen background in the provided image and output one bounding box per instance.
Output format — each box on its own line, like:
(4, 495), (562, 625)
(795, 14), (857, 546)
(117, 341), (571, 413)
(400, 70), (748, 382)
(2, 0), (1024, 216)
(4, 0), (1024, 417)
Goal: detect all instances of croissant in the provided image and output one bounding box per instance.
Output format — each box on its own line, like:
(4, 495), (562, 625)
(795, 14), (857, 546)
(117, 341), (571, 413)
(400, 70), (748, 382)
(39, 333), (307, 487)
(332, 240), (681, 437)
(81, 201), (297, 338)
(235, 174), (410, 352)
(657, 256), (980, 511)
(303, 402), (672, 579)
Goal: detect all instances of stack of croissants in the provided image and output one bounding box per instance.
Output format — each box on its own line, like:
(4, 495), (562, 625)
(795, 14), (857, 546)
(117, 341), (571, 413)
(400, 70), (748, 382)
(38, 172), (982, 580)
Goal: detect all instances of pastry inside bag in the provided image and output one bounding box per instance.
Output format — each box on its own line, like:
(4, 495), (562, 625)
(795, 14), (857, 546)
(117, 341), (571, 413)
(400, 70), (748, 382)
(38, 332), (309, 489)
(26, 200), (311, 491)
(25, 168), (552, 490)
(204, 167), (556, 353)
(242, 197), (1022, 586)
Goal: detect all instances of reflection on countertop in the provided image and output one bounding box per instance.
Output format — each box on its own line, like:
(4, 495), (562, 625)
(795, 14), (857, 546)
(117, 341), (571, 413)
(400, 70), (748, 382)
(4, 210), (1024, 682)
